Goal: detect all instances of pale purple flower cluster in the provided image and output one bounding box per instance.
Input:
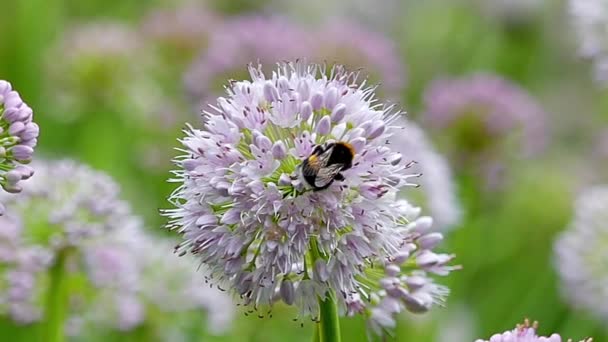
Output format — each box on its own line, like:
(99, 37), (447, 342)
(166, 62), (455, 333)
(475, 319), (592, 342)
(0, 81), (38, 211)
(569, 0), (608, 85)
(0, 159), (233, 333)
(46, 22), (164, 124)
(183, 16), (406, 108)
(422, 74), (547, 187)
(423, 73), (547, 156)
(311, 21), (406, 96)
(141, 3), (217, 57)
(0, 160), (138, 324)
(389, 117), (462, 230)
(365, 216), (457, 335)
(74, 226), (234, 336)
(184, 16), (313, 107)
(554, 186), (608, 321)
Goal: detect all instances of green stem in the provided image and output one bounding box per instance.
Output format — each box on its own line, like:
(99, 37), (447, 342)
(313, 323), (321, 342)
(42, 248), (71, 342)
(309, 238), (341, 342)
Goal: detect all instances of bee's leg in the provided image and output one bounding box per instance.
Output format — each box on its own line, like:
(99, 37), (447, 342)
(334, 173), (345, 181)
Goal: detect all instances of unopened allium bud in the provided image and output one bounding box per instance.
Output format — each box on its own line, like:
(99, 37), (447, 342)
(165, 62), (456, 336)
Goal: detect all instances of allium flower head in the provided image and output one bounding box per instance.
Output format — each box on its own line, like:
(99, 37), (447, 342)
(422, 74), (547, 186)
(74, 229), (234, 337)
(46, 22), (163, 123)
(311, 21), (406, 97)
(166, 62), (456, 333)
(390, 117), (462, 230)
(0, 81), (38, 210)
(184, 16), (313, 107)
(475, 319), (592, 342)
(570, 0), (608, 84)
(555, 185), (608, 321)
(0, 160), (139, 324)
(141, 3), (217, 62)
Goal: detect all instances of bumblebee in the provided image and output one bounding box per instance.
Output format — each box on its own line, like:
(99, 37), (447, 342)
(299, 141), (355, 191)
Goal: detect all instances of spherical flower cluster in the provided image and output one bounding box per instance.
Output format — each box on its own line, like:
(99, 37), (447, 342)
(183, 16), (406, 108)
(45, 22), (163, 124)
(0, 159), (138, 324)
(311, 20), (406, 97)
(0, 159), (234, 335)
(166, 62), (456, 333)
(389, 117), (462, 230)
(72, 228), (234, 336)
(184, 16), (313, 108)
(554, 186), (608, 321)
(0, 81), (38, 211)
(569, 0), (608, 85)
(422, 73), (547, 186)
(141, 3), (217, 61)
(475, 319), (592, 342)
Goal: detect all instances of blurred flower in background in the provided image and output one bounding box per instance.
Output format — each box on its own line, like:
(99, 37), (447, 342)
(0, 159), (233, 338)
(310, 20), (406, 99)
(184, 15), (313, 109)
(569, 0), (608, 85)
(554, 186), (608, 322)
(166, 62), (457, 336)
(0, 160), (139, 325)
(390, 117), (462, 231)
(44, 21), (174, 129)
(141, 2), (218, 67)
(475, 319), (592, 342)
(267, 0), (403, 33)
(0, 80), (38, 212)
(71, 229), (234, 339)
(421, 73), (548, 189)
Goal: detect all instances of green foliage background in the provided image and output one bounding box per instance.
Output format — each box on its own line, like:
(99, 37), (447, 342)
(0, 0), (606, 341)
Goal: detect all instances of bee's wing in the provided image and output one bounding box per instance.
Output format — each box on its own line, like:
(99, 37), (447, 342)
(314, 163), (344, 188)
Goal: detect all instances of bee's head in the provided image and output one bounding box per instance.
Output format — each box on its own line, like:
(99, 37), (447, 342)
(332, 142), (355, 169)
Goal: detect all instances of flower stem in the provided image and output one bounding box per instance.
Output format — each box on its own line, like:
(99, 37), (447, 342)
(309, 238), (341, 342)
(317, 292), (341, 342)
(43, 248), (71, 342)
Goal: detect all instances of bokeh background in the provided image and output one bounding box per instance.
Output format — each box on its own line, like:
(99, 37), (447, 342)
(0, 0), (606, 341)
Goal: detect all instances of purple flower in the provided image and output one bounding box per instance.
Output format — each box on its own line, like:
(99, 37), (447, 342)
(475, 319), (592, 342)
(0, 80), (39, 208)
(421, 73), (548, 187)
(141, 3), (218, 61)
(0, 160), (140, 325)
(75, 227), (234, 337)
(570, 0), (608, 85)
(165, 62), (457, 335)
(310, 20), (406, 97)
(0, 159), (233, 335)
(389, 117), (462, 230)
(46, 22), (165, 124)
(183, 16), (314, 108)
(555, 186), (608, 322)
